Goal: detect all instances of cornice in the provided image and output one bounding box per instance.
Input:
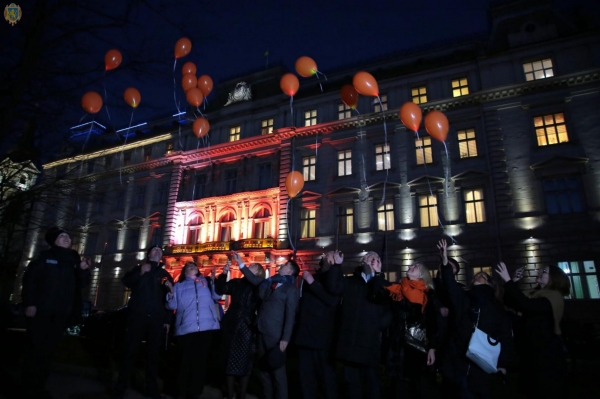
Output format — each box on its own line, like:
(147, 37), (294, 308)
(176, 187), (280, 209)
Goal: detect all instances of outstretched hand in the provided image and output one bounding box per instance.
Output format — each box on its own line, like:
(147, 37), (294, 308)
(302, 271), (314, 284)
(437, 239), (448, 266)
(495, 262), (511, 283)
(230, 251), (243, 266)
(333, 250), (344, 265)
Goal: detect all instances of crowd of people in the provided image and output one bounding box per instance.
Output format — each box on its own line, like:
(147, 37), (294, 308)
(20, 226), (573, 399)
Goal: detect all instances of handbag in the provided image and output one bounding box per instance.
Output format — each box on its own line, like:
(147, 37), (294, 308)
(466, 309), (501, 373)
(404, 321), (428, 353)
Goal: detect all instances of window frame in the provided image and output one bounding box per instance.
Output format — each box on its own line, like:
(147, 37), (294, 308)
(541, 177), (585, 215)
(374, 94), (388, 113)
(337, 204), (354, 235)
(377, 200), (395, 231)
(229, 125), (241, 142)
(337, 149), (352, 176)
(261, 118), (274, 135)
(300, 208), (316, 238)
(534, 112), (569, 146)
(464, 188), (486, 224)
(457, 128), (478, 158)
(415, 136), (433, 165)
(304, 109), (317, 127)
(338, 103), (352, 120)
(418, 194), (439, 228)
(558, 260), (599, 299)
(411, 86), (427, 104)
(523, 58), (554, 81)
(375, 144), (391, 171)
(302, 156), (316, 182)
(451, 77), (469, 97)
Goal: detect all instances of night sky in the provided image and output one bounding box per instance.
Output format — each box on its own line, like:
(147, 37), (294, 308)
(0, 0), (597, 160)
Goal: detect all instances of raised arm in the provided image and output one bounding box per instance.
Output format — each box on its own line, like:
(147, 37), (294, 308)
(438, 239), (467, 311)
(496, 262), (555, 316)
(232, 251), (264, 286)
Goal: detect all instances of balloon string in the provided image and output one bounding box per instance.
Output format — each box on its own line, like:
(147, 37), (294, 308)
(286, 197), (296, 254)
(353, 108), (361, 116)
(378, 95), (389, 208)
(315, 70), (328, 81)
(195, 106), (204, 118)
(315, 132), (318, 164)
(290, 96), (294, 126)
(443, 141), (450, 198)
(415, 131), (456, 245)
(316, 74), (323, 93)
(77, 116), (96, 181)
(118, 109), (135, 186)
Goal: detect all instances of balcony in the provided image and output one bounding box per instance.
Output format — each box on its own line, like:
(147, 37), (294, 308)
(165, 238), (276, 255)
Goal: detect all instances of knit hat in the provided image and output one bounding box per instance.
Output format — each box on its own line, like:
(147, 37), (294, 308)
(448, 257), (460, 275)
(45, 227), (67, 246)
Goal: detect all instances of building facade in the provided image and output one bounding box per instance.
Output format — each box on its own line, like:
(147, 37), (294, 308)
(15, 1), (600, 319)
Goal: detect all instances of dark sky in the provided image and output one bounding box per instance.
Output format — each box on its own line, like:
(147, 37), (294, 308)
(0, 0), (598, 156)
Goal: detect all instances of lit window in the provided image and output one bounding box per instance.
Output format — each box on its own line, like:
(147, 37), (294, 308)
(338, 150), (352, 176)
(375, 144), (390, 170)
(229, 126), (241, 142)
(411, 86), (427, 104)
(415, 136), (433, 165)
(337, 204), (354, 235)
(261, 118), (274, 135)
(452, 78), (469, 97)
(258, 163), (272, 190)
(534, 113), (568, 146)
(187, 215), (204, 244)
(419, 195), (438, 227)
(300, 208), (316, 238)
(219, 212), (235, 241)
(304, 110), (317, 126)
(225, 170), (237, 195)
(542, 178), (584, 214)
(558, 261), (599, 299)
(338, 103), (352, 120)
(377, 201), (394, 231)
(303, 156), (316, 181)
(464, 189), (486, 223)
(374, 94), (388, 113)
(253, 208), (271, 238)
(457, 128), (478, 158)
(523, 58), (554, 81)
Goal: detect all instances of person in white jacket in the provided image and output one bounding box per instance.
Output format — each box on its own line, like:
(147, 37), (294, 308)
(165, 262), (220, 399)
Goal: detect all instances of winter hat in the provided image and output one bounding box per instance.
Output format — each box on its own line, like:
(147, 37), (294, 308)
(45, 227), (67, 246)
(447, 257), (460, 275)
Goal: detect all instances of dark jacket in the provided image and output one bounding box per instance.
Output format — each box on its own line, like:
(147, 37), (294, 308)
(441, 265), (513, 395)
(22, 246), (90, 318)
(122, 261), (174, 324)
(336, 271), (392, 367)
(503, 281), (567, 398)
(294, 264), (343, 350)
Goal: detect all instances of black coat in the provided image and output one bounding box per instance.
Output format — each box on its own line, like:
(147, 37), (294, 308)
(294, 264), (343, 350)
(336, 271), (391, 367)
(503, 281), (567, 398)
(122, 261), (173, 324)
(22, 246), (90, 320)
(441, 265), (513, 395)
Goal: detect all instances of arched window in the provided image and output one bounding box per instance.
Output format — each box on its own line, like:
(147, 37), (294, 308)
(253, 207), (271, 239)
(219, 211), (236, 241)
(187, 214), (204, 244)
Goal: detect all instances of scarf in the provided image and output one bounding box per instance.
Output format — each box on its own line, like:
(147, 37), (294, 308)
(385, 278), (429, 313)
(528, 289), (564, 335)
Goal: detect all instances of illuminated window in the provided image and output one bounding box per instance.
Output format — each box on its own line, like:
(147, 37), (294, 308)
(337, 204), (354, 235)
(377, 201), (394, 231)
(303, 156), (316, 181)
(419, 195), (438, 227)
(415, 136), (433, 165)
(534, 113), (568, 146)
(258, 163), (272, 190)
(193, 175), (206, 200)
(452, 78), (469, 97)
(305, 110), (317, 126)
(338, 150), (352, 176)
(411, 86), (427, 104)
(229, 126), (241, 142)
(253, 208), (271, 238)
(542, 178), (584, 214)
(135, 185), (145, 208)
(187, 215), (204, 244)
(558, 261), (599, 299)
(338, 103), (352, 120)
(457, 128), (478, 158)
(127, 228), (140, 252)
(300, 208), (316, 238)
(219, 212), (235, 241)
(374, 94), (388, 112)
(464, 189), (486, 223)
(375, 144), (390, 170)
(261, 118), (274, 135)
(224, 170), (237, 195)
(523, 58), (554, 81)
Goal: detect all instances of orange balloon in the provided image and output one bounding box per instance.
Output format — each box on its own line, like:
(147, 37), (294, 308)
(285, 171), (304, 198)
(182, 61), (196, 76)
(186, 87), (204, 107)
(197, 75), (213, 97)
(353, 71), (378, 97)
(174, 37), (192, 59)
(425, 110), (449, 142)
(123, 87), (141, 108)
(341, 84), (359, 109)
(399, 102), (422, 132)
(192, 117), (210, 138)
(105, 49), (122, 71)
(81, 91), (102, 114)
(182, 74), (197, 92)
(295, 56), (317, 78)
(280, 73), (299, 97)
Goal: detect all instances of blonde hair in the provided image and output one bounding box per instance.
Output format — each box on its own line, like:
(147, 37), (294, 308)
(412, 261), (435, 290)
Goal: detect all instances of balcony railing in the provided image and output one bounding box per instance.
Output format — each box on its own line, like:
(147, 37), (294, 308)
(165, 238), (276, 255)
